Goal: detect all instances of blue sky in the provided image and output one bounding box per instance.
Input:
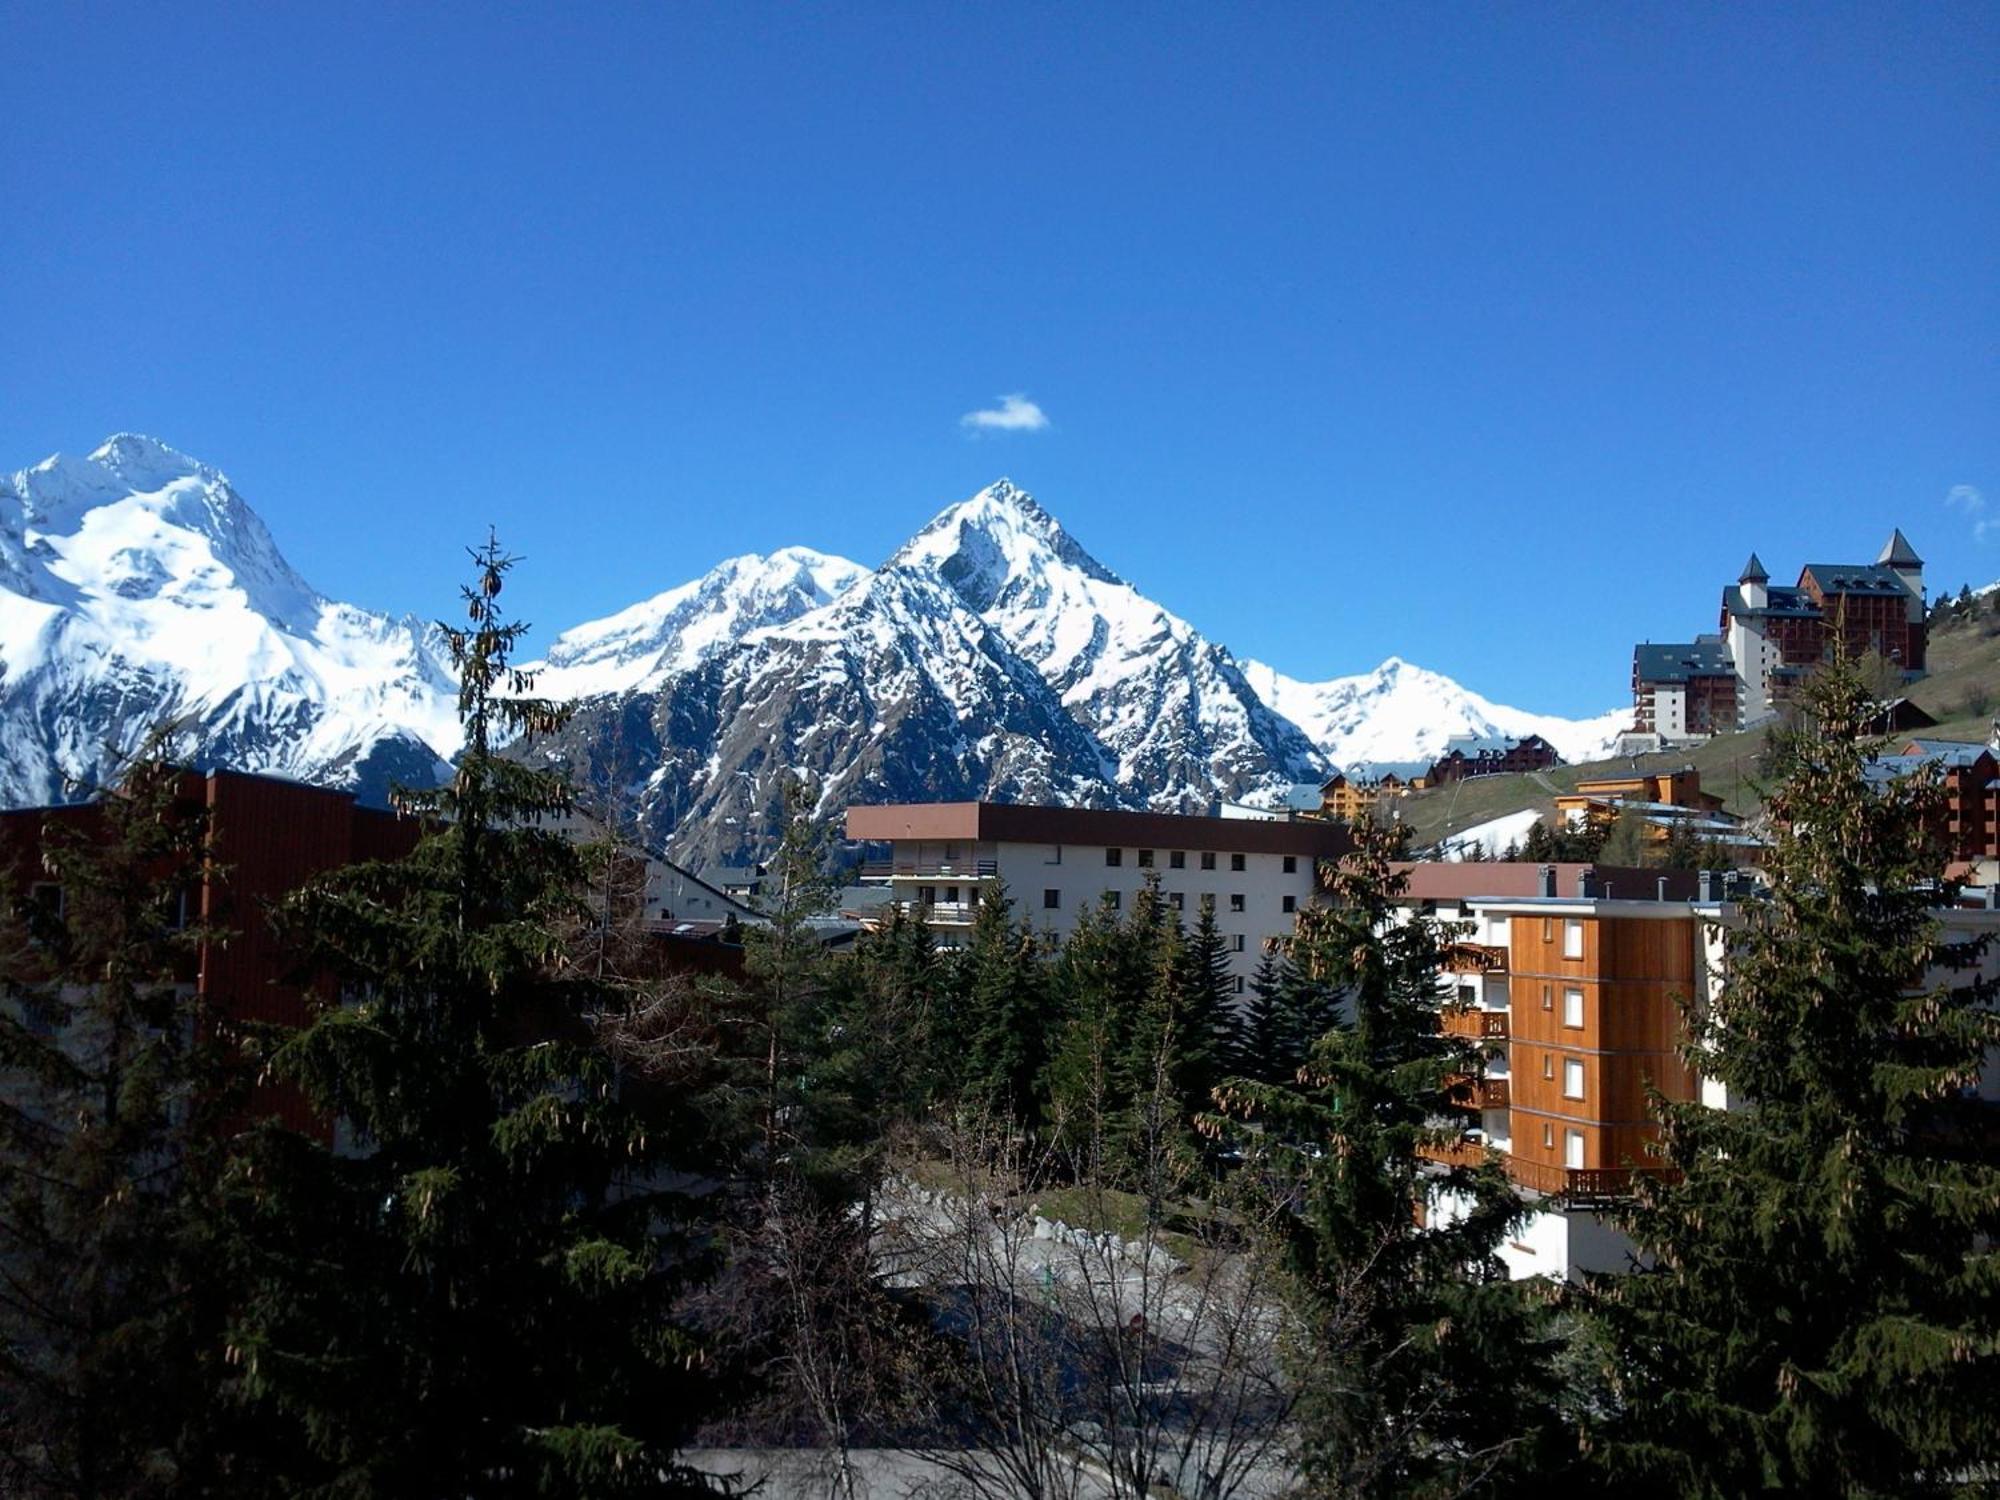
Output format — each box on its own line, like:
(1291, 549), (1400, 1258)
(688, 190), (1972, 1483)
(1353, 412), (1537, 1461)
(2, 4), (1994, 714)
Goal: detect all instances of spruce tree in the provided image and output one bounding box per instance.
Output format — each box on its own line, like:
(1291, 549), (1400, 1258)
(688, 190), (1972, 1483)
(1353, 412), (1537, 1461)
(218, 536), (721, 1495)
(1588, 655), (2000, 1497)
(1170, 894), (1236, 1120)
(1215, 818), (1568, 1496)
(957, 887), (1050, 1128)
(1234, 946), (1291, 1083)
(0, 745), (244, 1497)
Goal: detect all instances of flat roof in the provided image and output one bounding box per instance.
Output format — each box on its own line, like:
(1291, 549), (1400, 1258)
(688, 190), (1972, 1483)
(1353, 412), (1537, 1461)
(845, 800), (1353, 857)
(1391, 861), (1703, 903)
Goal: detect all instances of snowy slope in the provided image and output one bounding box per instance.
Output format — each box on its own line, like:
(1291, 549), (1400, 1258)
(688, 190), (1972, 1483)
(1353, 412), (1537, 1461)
(0, 436), (457, 806)
(1241, 657), (1629, 770)
(530, 546), (869, 701)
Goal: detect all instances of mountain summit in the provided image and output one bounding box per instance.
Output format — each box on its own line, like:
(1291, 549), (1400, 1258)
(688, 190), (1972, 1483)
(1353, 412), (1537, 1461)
(0, 438), (457, 806)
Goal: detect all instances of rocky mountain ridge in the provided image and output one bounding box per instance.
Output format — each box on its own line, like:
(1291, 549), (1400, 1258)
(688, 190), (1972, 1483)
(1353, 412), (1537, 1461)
(0, 437), (1627, 867)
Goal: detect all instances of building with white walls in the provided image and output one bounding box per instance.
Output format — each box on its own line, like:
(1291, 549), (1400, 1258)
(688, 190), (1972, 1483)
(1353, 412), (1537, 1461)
(844, 801), (1349, 990)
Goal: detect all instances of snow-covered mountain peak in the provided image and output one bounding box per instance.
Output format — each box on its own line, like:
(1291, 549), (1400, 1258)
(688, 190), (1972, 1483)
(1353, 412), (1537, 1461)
(890, 478), (1123, 611)
(89, 433), (218, 490)
(531, 544), (870, 701)
(0, 436), (459, 809)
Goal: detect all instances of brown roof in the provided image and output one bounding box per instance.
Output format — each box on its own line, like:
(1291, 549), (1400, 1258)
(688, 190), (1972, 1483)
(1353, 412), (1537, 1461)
(845, 801), (1352, 858)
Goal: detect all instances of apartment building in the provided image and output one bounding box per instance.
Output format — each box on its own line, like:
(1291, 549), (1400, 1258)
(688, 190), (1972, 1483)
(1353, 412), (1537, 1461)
(1407, 858), (2000, 1279)
(844, 801), (1350, 989)
(1425, 734), (1561, 785)
(1631, 638), (1739, 740)
(1394, 862), (1710, 1280)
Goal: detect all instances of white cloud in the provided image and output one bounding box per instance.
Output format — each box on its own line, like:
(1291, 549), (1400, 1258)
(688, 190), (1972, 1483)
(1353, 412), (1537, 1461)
(960, 393), (1050, 433)
(1947, 483), (1995, 542)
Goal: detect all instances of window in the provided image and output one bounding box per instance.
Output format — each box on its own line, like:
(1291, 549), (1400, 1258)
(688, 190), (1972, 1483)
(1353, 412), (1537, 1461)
(1563, 988), (1584, 1028)
(1105, 890), (1122, 911)
(1230, 934), (1246, 952)
(1563, 1058), (1585, 1099)
(1045, 844), (1063, 865)
(1541, 983), (1553, 1011)
(1542, 916), (1554, 943)
(1106, 848), (1123, 867)
(1168, 891), (1184, 911)
(1542, 1054), (1555, 1081)
(1233, 975), (1246, 994)
(1200, 852), (1217, 871)
(1283, 855), (1297, 873)
(1230, 853), (1247, 872)
(945, 886), (959, 905)
(1563, 919), (1584, 958)
(920, 886), (936, 906)
(1457, 984), (1477, 1007)
(1043, 889), (1061, 910)
(1229, 893), (1245, 913)
(1138, 849), (1155, 868)
(1169, 851), (1186, 869)
(1282, 895), (1297, 913)
(1565, 1129), (1586, 1169)
(1542, 1123), (1555, 1150)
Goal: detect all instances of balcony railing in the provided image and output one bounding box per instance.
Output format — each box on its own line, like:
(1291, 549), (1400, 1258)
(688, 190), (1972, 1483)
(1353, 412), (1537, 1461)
(893, 899), (980, 925)
(1440, 1007), (1510, 1041)
(1444, 1075), (1510, 1110)
(1501, 1156), (1676, 1200)
(1416, 1137), (1497, 1170)
(890, 860), (999, 879)
(1441, 942), (1509, 973)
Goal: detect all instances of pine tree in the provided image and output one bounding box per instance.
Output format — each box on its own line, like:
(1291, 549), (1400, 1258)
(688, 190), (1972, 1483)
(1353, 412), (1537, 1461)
(0, 744), (245, 1496)
(218, 536), (722, 1495)
(1588, 654), (2000, 1496)
(1214, 818), (1568, 1496)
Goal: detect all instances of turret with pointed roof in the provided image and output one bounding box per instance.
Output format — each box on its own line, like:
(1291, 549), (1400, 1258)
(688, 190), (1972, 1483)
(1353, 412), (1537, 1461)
(1878, 529), (1922, 569)
(1739, 552), (1769, 583)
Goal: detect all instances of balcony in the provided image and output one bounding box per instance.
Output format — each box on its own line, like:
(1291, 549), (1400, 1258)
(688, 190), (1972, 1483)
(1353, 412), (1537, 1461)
(1441, 942), (1509, 974)
(1439, 1007), (1509, 1041)
(1444, 1075), (1510, 1111)
(889, 860), (999, 880)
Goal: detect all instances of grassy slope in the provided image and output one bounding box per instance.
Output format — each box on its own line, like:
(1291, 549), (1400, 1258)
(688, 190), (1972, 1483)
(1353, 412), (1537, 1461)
(1397, 614), (2000, 847)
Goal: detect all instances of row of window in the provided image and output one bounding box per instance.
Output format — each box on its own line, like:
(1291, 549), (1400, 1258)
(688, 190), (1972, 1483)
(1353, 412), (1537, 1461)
(1105, 848), (1300, 874)
(1044, 889), (1295, 916)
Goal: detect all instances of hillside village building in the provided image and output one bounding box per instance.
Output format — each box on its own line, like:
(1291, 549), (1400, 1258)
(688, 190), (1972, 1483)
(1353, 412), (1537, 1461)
(1425, 734), (1561, 784)
(1632, 531), (1928, 744)
(1400, 860), (2000, 1281)
(843, 801), (1349, 989)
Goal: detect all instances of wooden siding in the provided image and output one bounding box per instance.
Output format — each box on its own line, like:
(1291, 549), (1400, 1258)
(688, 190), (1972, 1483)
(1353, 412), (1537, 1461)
(1504, 911), (1699, 1176)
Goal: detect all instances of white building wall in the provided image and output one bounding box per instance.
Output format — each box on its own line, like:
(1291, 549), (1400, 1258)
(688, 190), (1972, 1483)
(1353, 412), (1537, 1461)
(991, 839), (1319, 989)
